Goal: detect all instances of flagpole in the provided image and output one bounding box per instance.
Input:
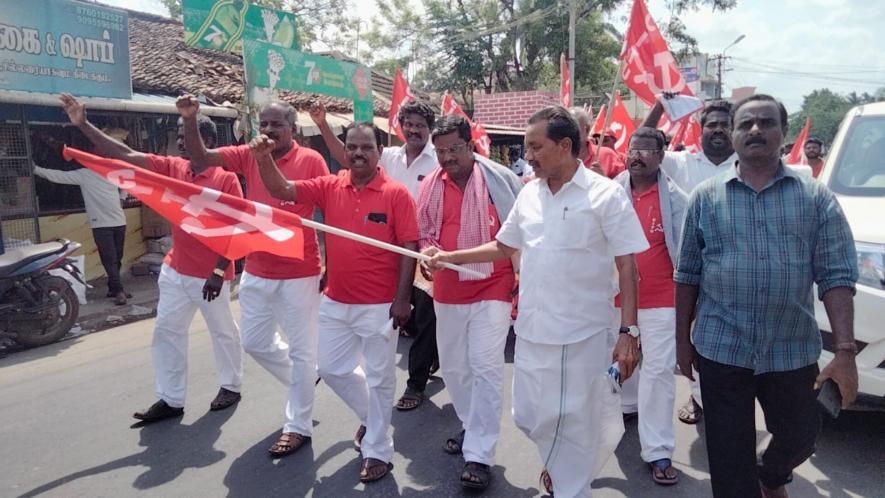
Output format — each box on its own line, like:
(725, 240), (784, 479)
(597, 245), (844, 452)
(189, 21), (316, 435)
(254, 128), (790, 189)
(597, 60), (625, 148)
(298, 217), (487, 279)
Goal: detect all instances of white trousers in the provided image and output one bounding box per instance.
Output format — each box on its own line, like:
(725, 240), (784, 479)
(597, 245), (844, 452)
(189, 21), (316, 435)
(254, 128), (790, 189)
(617, 308), (677, 462)
(435, 300), (511, 466)
(153, 264), (242, 408)
(513, 332), (617, 498)
(316, 297), (397, 463)
(238, 271), (321, 435)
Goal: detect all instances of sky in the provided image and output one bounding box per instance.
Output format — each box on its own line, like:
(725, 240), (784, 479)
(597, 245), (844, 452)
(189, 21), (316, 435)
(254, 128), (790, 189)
(101, 0), (885, 113)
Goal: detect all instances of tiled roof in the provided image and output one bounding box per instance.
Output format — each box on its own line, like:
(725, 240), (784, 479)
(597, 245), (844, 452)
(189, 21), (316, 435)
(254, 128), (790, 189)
(125, 9), (393, 115)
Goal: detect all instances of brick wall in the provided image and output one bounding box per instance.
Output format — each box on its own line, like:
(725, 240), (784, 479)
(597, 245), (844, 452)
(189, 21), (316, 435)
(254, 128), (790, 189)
(473, 90), (560, 128)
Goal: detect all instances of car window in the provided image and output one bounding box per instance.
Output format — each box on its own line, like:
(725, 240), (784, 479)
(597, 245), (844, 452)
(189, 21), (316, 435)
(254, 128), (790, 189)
(830, 115), (885, 196)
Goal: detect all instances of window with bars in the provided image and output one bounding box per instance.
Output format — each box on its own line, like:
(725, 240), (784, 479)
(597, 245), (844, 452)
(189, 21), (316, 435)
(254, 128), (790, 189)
(0, 120), (40, 249)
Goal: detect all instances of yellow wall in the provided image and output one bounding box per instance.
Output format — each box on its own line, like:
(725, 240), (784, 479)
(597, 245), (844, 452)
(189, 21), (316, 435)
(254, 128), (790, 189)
(37, 207), (145, 281)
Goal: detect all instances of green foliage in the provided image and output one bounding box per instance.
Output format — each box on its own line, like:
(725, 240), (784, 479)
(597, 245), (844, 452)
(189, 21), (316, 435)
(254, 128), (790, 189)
(788, 87), (885, 144)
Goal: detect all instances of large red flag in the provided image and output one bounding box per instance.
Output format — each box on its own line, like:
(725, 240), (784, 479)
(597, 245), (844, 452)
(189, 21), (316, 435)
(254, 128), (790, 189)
(560, 53), (572, 108)
(441, 91), (492, 157)
(63, 147), (304, 261)
(788, 117), (811, 164)
(608, 93), (636, 154)
(591, 105), (607, 135)
(620, 0), (693, 106)
(669, 114), (702, 153)
(388, 68), (414, 142)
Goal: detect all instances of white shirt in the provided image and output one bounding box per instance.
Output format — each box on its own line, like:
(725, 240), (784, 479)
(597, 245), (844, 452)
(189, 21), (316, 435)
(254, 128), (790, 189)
(34, 166), (126, 228)
(496, 164), (649, 345)
(661, 150), (738, 193)
(510, 158), (528, 177)
(379, 140), (438, 199)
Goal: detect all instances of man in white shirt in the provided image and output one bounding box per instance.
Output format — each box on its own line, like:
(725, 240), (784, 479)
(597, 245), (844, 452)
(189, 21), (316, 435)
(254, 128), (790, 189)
(429, 106), (649, 497)
(310, 100), (440, 412)
(33, 131), (129, 305)
(641, 98), (738, 425)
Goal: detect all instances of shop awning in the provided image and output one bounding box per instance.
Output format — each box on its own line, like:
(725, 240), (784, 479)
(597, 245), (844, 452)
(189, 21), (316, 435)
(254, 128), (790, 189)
(0, 90), (239, 118)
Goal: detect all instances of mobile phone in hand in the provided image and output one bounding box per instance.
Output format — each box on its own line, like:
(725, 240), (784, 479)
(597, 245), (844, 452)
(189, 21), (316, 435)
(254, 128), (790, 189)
(816, 378), (842, 419)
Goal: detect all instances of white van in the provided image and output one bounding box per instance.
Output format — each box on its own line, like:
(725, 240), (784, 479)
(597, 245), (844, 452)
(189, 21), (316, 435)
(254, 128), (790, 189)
(815, 101), (885, 409)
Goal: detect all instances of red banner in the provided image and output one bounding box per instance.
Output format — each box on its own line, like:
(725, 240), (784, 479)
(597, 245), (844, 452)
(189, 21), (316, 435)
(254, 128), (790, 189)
(62, 147), (304, 261)
(788, 117), (811, 164)
(669, 114), (702, 153)
(388, 68), (414, 142)
(620, 0), (693, 106)
(441, 91), (491, 157)
(609, 93), (636, 154)
(560, 53), (572, 108)
(591, 105), (606, 136)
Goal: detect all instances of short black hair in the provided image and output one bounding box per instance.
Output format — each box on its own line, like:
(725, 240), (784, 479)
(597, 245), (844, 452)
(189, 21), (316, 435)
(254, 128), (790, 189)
(630, 126), (666, 150)
(731, 94), (789, 135)
(806, 136), (824, 147)
(527, 105), (581, 157)
(398, 100), (436, 129)
(700, 100), (732, 128)
(178, 115), (218, 143)
(344, 122), (384, 148)
(431, 115), (471, 143)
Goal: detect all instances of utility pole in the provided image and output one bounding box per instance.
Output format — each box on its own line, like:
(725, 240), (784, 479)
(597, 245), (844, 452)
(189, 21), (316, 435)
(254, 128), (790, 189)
(712, 34), (746, 100)
(568, 0), (576, 99)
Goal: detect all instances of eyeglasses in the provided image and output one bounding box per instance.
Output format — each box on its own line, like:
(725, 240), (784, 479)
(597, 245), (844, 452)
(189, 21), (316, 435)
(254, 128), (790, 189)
(626, 149), (662, 158)
(435, 142), (470, 156)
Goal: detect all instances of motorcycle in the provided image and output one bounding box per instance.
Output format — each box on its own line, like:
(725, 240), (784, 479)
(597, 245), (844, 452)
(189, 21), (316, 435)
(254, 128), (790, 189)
(0, 239), (86, 347)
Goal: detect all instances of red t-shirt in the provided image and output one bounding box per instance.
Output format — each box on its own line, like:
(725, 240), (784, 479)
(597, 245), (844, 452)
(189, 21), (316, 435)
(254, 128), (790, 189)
(431, 173), (515, 304)
(218, 143), (329, 279)
(146, 154), (242, 281)
(294, 168), (418, 304)
(583, 141), (626, 179)
(809, 158), (824, 178)
(615, 184), (675, 309)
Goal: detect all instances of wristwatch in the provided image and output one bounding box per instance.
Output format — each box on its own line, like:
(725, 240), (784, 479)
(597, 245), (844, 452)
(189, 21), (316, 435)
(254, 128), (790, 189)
(212, 267), (225, 277)
(619, 325), (641, 339)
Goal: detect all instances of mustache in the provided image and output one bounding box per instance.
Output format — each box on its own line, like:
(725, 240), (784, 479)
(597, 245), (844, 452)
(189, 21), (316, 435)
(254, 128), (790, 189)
(745, 136), (767, 145)
(629, 159), (645, 168)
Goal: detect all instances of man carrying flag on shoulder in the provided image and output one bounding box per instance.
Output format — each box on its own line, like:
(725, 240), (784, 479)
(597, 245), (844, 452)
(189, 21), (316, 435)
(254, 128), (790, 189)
(253, 122), (418, 483)
(58, 93), (244, 423)
(176, 97), (329, 457)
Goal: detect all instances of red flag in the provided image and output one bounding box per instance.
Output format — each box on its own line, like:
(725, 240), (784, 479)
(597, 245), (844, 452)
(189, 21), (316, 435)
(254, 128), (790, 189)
(608, 93), (636, 154)
(388, 68), (414, 142)
(560, 53), (572, 108)
(591, 105), (606, 136)
(62, 146), (304, 261)
(442, 91), (492, 157)
(787, 117), (811, 164)
(620, 0), (693, 106)
(669, 114), (702, 153)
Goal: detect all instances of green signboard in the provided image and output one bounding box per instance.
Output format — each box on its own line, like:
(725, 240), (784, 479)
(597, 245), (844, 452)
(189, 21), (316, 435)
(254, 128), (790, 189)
(243, 39), (374, 122)
(182, 0), (299, 53)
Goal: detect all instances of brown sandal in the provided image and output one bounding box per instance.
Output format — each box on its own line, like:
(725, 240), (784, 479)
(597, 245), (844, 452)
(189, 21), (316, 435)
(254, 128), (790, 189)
(268, 432), (310, 457)
(353, 424), (366, 451)
(395, 388), (425, 411)
(677, 397), (703, 425)
(540, 468), (554, 496)
(359, 457), (393, 483)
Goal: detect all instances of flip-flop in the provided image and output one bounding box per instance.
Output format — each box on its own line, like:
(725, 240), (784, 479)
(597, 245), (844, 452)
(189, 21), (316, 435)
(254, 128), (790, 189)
(677, 397), (703, 425)
(359, 457), (393, 483)
(443, 429), (465, 454)
(395, 388), (425, 411)
(650, 459), (679, 485)
(461, 461), (491, 489)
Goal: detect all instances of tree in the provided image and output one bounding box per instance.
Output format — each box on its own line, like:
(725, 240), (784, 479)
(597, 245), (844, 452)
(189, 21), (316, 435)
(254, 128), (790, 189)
(160, 0), (357, 51)
(788, 87), (885, 144)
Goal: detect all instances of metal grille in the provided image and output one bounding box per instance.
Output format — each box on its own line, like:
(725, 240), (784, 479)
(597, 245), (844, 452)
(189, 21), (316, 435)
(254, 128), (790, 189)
(0, 118), (40, 251)
(213, 118), (235, 146)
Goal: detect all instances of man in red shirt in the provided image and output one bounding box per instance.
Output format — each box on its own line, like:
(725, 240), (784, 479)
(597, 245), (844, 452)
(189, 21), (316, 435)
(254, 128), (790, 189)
(177, 97), (329, 456)
(252, 122), (418, 483)
(569, 107), (625, 178)
(614, 127), (688, 485)
(58, 94), (243, 423)
(416, 116), (521, 490)
(804, 137), (825, 178)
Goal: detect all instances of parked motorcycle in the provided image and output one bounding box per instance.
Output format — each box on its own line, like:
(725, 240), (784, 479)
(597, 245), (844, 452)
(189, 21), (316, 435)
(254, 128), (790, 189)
(0, 239), (86, 347)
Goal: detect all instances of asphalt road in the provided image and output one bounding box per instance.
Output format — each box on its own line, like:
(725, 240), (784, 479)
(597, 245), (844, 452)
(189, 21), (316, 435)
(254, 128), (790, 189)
(2, 302), (883, 498)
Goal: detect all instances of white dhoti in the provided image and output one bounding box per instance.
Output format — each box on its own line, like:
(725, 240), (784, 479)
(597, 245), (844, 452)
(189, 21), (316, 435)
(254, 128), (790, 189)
(435, 300), (511, 466)
(512, 332), (623, 498)
(617, 308), (677, 462)
(316, 296), (398, 463)
(153, 264), (243, 408)
(238, 271), (321, 435)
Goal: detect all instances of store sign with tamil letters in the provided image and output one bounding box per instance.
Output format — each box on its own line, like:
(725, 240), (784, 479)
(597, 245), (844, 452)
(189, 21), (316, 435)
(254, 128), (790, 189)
(243, 39), (374, 122)
(0, 0), (131, 99)
(182, 0), (299, 53)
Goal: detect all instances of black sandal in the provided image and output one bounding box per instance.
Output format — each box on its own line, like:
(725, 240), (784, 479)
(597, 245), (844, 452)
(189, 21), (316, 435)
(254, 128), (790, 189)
(444, 429), (465, 454)
(461, 461), (491, 489)
(540, 468), (554, 496)
(395, 388), (425, 411)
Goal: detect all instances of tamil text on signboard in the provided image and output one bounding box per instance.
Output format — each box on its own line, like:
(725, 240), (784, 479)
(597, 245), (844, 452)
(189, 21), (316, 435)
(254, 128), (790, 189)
(0, 0), (131, 99)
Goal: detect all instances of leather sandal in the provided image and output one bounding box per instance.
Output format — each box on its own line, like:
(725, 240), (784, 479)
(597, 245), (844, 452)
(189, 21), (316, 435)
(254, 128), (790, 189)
(444, 429), (465, 454)
(133, 400), (183, 423)
(210, 387), (241, 411)
(359, 457), (393, 483)
(461, 461), (491, 489)
(540, 468), (554, 496)
(677, 396), (703, 425)
(395, 388), (425, 411)
(353, 424), (366, 451)
(268, 432), (310, 457)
